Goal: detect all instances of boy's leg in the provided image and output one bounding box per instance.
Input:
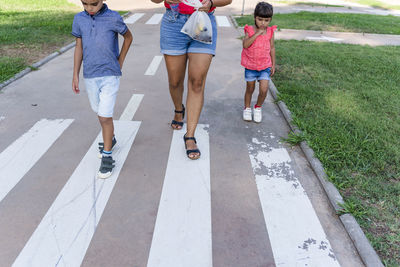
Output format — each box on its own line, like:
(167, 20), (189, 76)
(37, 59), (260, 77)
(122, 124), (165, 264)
(98, 116), (114, 152)
(256, 80), (269, 106)
(245, 81), (256, 108)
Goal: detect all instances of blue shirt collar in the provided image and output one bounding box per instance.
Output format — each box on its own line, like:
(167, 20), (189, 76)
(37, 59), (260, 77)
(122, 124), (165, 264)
(84, 3), (108, 17)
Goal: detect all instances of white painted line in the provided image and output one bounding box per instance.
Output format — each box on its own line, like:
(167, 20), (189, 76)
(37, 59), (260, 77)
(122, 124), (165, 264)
(0, 119), (73, 203)
(13, 121), (141, 267)
(145, 56), (163, 76)
(124, 13), (145, 24)
(247, 137), (340, 266)
(306, 36), (343, 42)
(119, 94), (144, 121)
(147, 124), (212, 267)
(146, 13), (163, 25)
(216, 16), (231, 27)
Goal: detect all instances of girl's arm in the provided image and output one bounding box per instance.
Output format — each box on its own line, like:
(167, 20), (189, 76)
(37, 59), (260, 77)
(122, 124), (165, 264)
(243, 29), (264, 49)
(270, 33), (275, 76)
(118, 29), (133, 69)
(72, 38), (83, 94)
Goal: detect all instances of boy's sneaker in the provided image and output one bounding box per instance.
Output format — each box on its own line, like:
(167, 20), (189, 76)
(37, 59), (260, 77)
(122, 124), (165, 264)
(243, 108), (252, 121)
(98, 155), (115, 179)
(253, 107), (262, 123)
(98, 137), (117, 158)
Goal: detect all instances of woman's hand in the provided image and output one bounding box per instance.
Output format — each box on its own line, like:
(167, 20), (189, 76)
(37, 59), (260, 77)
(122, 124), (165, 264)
(198, 0), (212, 12)
(165, 0), (181, 4)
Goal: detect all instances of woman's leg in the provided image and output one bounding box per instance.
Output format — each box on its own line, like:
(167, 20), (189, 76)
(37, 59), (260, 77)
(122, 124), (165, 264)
(185, 53), (213, 159)
(245, 81), (256, 108)
(164, 54), (188, 129)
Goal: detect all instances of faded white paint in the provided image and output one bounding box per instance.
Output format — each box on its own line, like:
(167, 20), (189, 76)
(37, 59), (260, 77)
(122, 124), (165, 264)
(248, 137), (340, 266)
(146, 13), (163, 25)
(145, 56), (163, 76)
(124, 13), (145, 24)
(119, 94), (144, 121)
(306, 36), (343, 42)
(147, 124), (212, 267)
(0, 119), (73, 203)
(216, 16), (231, 27)
(13, 121), (141, 267)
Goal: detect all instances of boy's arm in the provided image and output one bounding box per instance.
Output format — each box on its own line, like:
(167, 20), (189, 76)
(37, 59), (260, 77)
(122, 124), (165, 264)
(72, 38), (83, 94)
(118, 29), (133, 69)
(270, 33), (275, 76)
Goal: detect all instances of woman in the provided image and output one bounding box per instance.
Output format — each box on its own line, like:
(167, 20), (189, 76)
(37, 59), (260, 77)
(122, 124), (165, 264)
(151, 0), (232, 160)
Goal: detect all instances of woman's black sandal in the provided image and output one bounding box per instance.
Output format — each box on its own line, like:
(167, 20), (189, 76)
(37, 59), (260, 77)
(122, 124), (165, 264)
(171, 104), (185, 130)
(183, 134), (201, 160)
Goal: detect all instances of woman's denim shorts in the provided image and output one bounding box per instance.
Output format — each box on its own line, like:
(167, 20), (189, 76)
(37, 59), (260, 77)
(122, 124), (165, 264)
(245, 68), (272, 82)
(160, 9), (217, 56)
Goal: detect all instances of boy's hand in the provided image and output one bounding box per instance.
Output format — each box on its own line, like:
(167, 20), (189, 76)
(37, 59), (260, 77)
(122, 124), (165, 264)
(72, 76), (80, 94)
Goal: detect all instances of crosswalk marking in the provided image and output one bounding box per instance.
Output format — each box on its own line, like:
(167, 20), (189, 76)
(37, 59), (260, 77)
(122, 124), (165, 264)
(146, 13), (163, 25)
(0, 119), (73, 203)
(13, 121), (141, 267)
(119, 94), (144, 121)
(216, 16), (231, 27)
(147, 124), (212, 267)
(124, 13), (145, 24)
(247, 137), (340, 266)
(145, 55), (163, 76)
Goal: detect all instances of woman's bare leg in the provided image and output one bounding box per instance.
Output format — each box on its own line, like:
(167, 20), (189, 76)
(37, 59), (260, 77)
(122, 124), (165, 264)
(164, 54), (188, 129)
(185, 53), (213, 159)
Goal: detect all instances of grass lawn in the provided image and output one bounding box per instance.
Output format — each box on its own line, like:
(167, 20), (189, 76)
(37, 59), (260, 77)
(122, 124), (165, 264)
(272, 39), (400, 266)
(0, 0), (80, 83)
(346, 0), (400, 10)
(235, 12), (400, 34)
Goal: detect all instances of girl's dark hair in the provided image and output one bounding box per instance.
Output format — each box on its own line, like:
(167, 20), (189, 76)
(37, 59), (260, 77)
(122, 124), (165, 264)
(254, 2), (273, 18)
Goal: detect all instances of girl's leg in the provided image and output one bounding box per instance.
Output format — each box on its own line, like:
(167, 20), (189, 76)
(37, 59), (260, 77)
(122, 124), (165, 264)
(186, 53), (213, 159)
(256, 80), (269, 106)
(164, 54), (188, 129)
(245, 81), (256, 108)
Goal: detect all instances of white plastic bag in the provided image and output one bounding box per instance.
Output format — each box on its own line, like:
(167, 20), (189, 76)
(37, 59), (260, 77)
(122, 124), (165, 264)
(181, 0), (202, 8)
(181, 10), (213, 44)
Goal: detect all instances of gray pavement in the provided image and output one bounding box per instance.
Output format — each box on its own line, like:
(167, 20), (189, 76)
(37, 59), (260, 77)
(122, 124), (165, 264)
(0, 3), (384, 267)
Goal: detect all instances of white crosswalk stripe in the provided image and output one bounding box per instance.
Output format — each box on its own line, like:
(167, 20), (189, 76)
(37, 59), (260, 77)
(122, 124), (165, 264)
(145, 56), (163, 76)
(13, 121), (141, 267)
(124, 13), (145, 24)
(146, 13), (163, 25)
(247, 135), (340, 266)
(148, 124), (212, 267)
(216, 16), (231, 27)
(0, 119), (73, 203)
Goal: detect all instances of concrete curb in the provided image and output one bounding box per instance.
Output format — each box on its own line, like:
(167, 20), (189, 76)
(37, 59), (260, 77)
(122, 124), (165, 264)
(269, 80), (384, 267)
(0, 11), (132, 92)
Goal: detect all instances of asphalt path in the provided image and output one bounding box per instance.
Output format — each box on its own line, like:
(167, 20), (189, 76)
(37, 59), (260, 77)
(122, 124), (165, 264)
(0, 9), (366, 267)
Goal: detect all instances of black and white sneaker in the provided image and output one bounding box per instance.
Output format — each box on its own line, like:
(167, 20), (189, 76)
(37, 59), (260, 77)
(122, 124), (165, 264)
(98, 137), (117, 158)
(97, 156), (115, 179)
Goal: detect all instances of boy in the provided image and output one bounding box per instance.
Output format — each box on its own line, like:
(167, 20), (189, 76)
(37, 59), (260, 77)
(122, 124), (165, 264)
(72, 0), (133, 178)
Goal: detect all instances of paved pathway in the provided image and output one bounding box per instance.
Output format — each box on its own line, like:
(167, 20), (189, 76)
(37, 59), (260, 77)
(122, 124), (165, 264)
(0, 5), (375, 267)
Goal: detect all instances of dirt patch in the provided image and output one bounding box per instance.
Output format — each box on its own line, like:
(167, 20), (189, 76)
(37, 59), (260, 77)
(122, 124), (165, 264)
(0, 38), (74, 65)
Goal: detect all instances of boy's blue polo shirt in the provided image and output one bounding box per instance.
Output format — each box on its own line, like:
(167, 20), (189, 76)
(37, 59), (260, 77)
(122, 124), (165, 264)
(72, 4), (128, 79)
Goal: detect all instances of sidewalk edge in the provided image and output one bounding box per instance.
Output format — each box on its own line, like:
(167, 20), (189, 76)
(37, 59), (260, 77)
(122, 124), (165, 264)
(269, 80), (384, 267)
(0, 11), (132, 92)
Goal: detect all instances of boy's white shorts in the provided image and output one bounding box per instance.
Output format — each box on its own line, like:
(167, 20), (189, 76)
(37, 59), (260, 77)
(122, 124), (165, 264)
(84, 76), (120, 118)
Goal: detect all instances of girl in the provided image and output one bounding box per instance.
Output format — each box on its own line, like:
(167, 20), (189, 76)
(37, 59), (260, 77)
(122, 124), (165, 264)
(241, 2), (276, 123)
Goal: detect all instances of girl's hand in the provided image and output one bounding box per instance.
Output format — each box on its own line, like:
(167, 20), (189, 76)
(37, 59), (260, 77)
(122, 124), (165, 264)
(255, 28), (266, 36)
(271, 65), (275, 76)
(165, 0), (181, 4)
(198, 0), (212, 12)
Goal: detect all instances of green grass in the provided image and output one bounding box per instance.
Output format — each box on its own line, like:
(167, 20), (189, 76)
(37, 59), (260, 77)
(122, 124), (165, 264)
(0, 0), (79, 83)
(346, 0), (400, 10)
(235, 12), (400, 34)
(273, 1), (345, 7)
(273, 39), (400, 266)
